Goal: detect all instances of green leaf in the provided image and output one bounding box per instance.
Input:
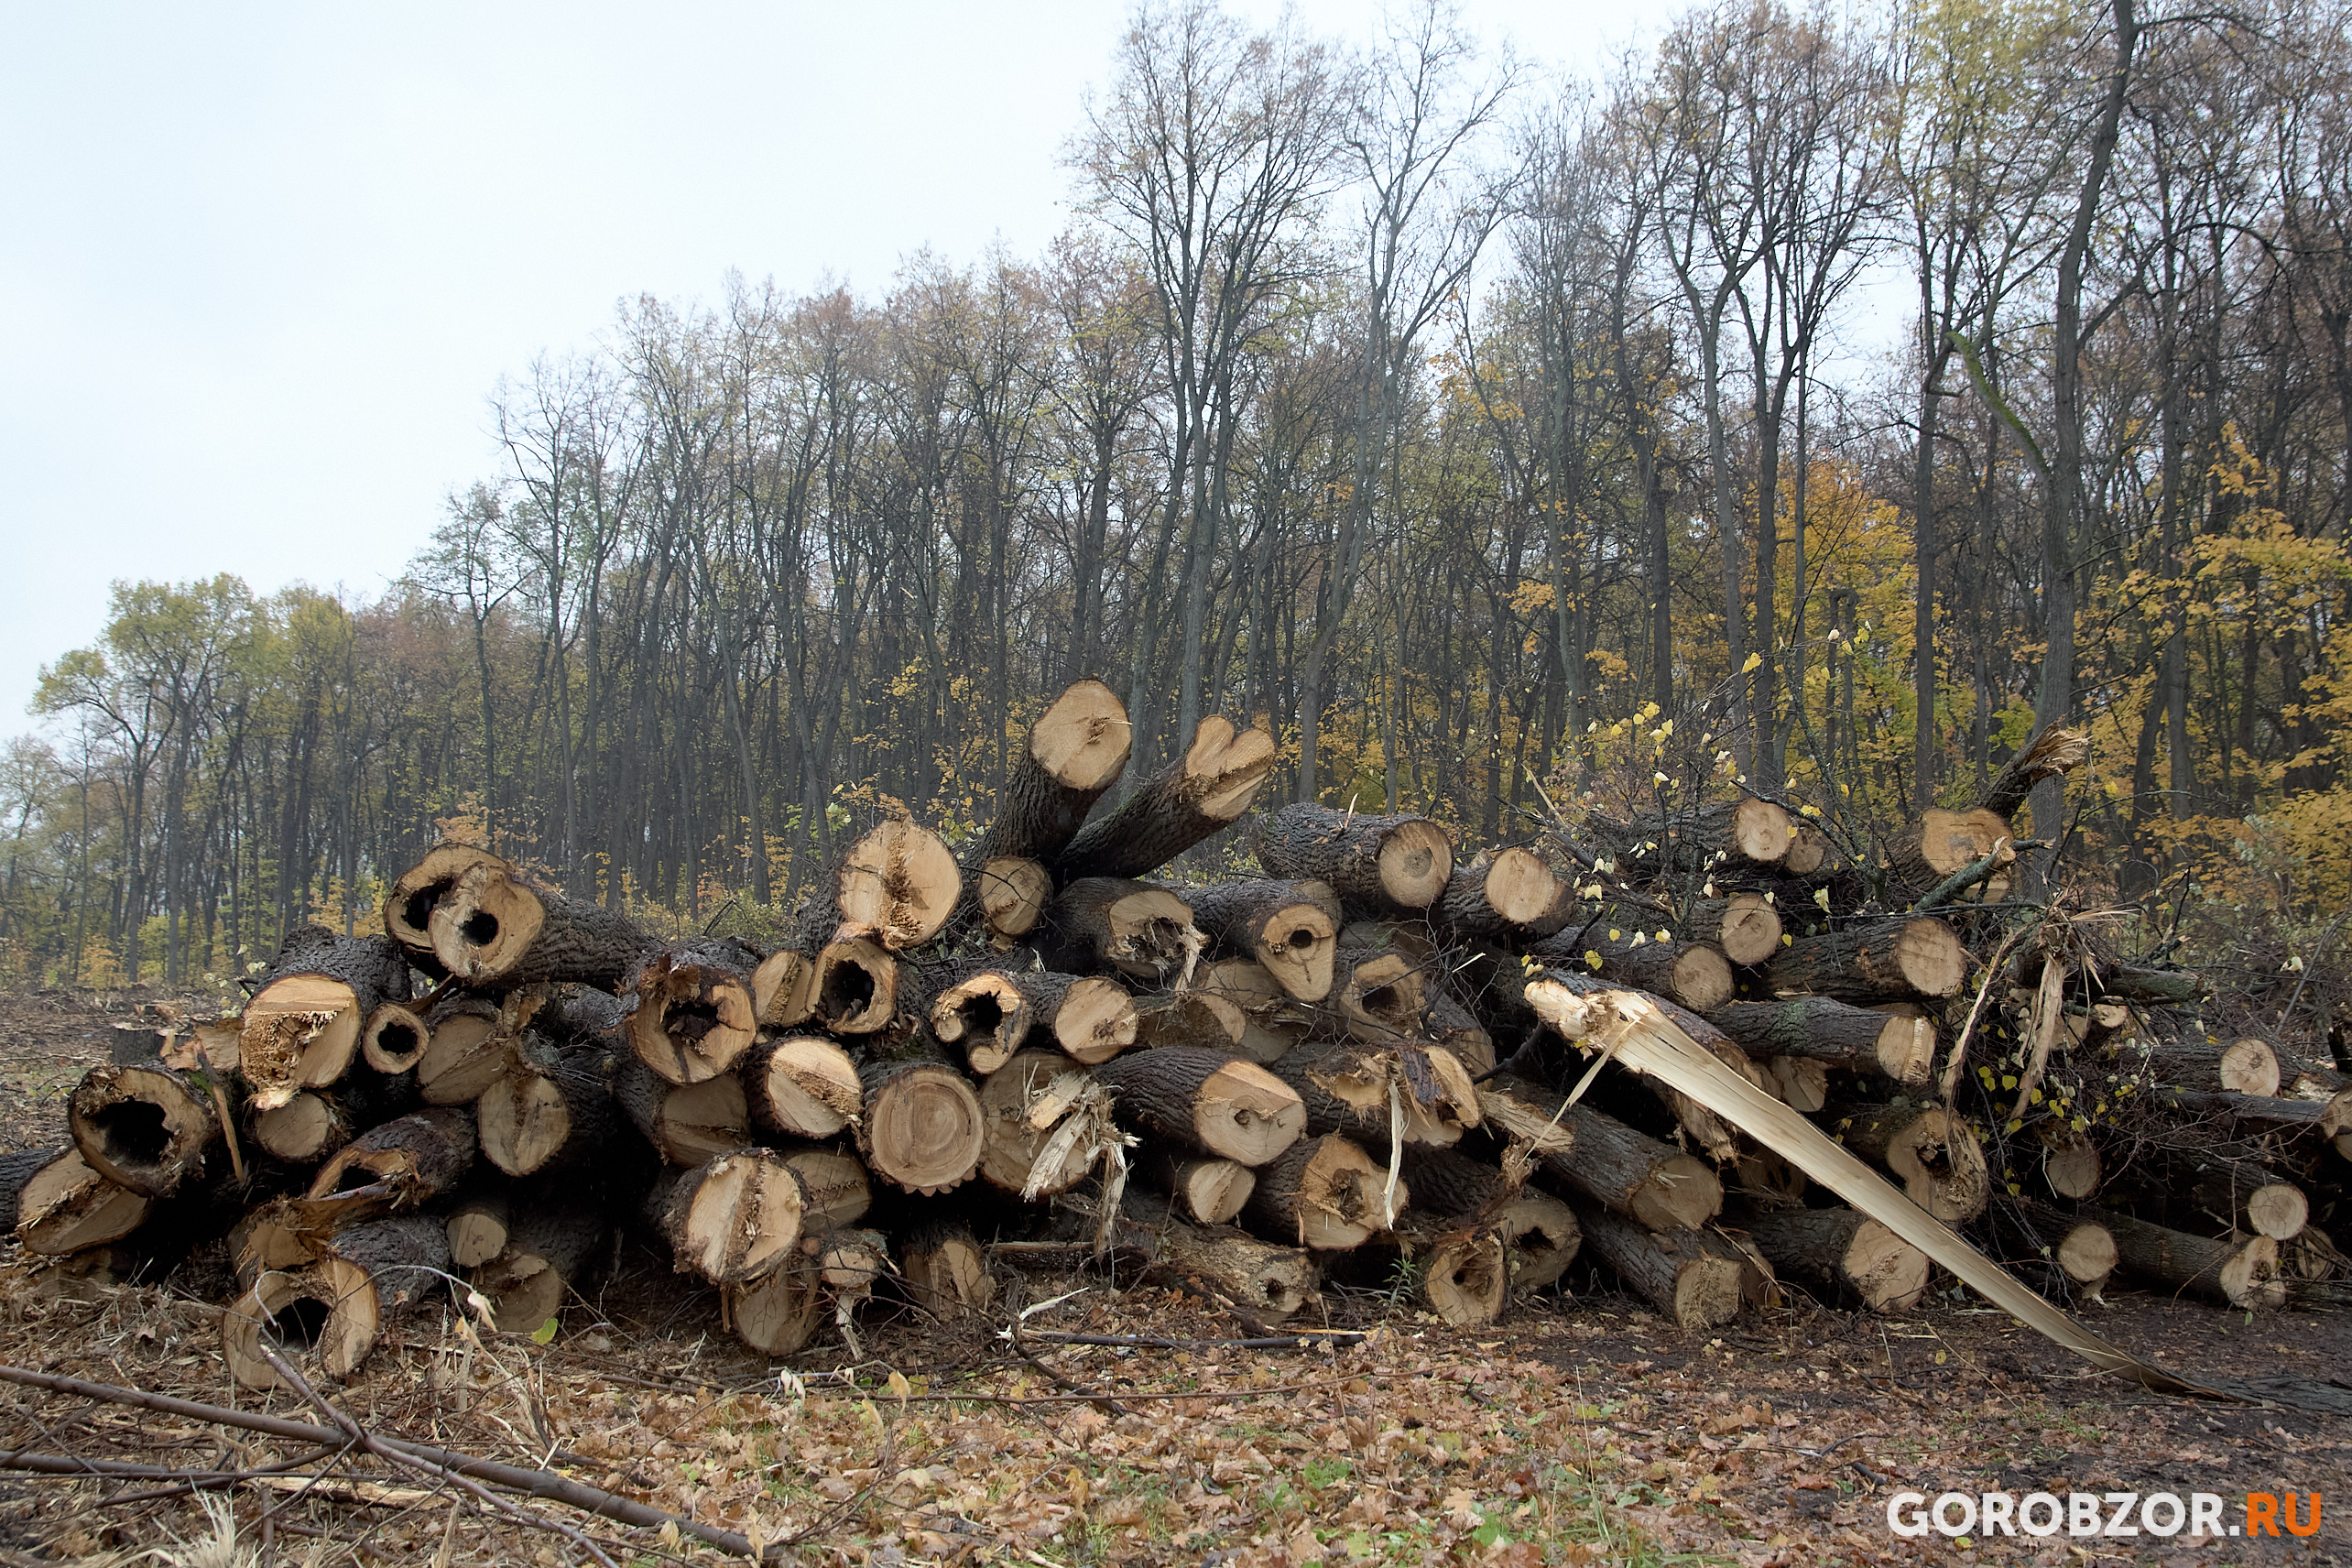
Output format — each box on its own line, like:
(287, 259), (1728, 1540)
(531, 1316), (559, 1345)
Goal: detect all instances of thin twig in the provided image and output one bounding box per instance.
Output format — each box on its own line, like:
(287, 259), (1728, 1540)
(1025, 1331), (1363, 1351)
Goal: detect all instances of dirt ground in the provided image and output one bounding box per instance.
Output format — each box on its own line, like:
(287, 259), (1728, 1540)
(0, 987), (2346, 1568)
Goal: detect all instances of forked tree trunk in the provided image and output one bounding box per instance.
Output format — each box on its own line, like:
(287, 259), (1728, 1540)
(1475, 1076), (1724, 1232)
(1054, 715), (1275, 882)
(1116, 1189), (1317, 1323)
(68, 1062), (219, 1196)
(1251, 803), (1454, 913)
(1184, 879), (1342, 1002)
(383, 843), (505, 978)
(1092, 1046), (1305, 1166)
(1708, 996), (1936, 1084)
(1742, 1207), (1930, 1312)
(239, 927), (414, 1111)
(620, 938), (763, 1084)
(1241, 1133), (1399, 1250)
(738, 1037), (864, 1141)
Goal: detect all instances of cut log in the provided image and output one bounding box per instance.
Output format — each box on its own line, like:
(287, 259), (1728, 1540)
(1995, 1198), (2118, 1303)
(0, 1147), (61, 1234)
(750, 948), (817, 1031)
(1707, 996), (1935, 1084)
(931, 966), (1059, 1073)
(2129, 1036), (2280, 1097)
(809, 937), (900, 1036)
(655, 1149), (807, 1285)
(1883, 807), (2016, 903)
(1252, 802), (1454, 913)
(476, 1050), (617, 1178)
(361, 1003), (432, 1074)
(1763, 1056), (1829, 1114)
(1525, 971), (1759, 1162)
(1093, 1046), (1305, 1166)
(383, 842), (505, 977)
(1242, 1134), (1399, 1250)
(415, 993), (517, 1107)
(252, 1092), (356, 1165)
(239, 927), (413, 1111)
(1040, 878), (1203, 985)
(1783, 822), (1832, 876)
(222, 1215), (451, 1387)
(739, 1036), (864, 1140)
(1116, 1189), (1317, 1322)
(1607, 795), (1791, 874)
(1425, 990), (1496, 1076)
(446, 1189), (511, 1268)
(1408, 1223), (1509, 1326)
(776, 1145), (873, 1230)
(818, 817), (962, 951)
(2179, 1161), (2309, 1241)
(615, 1060), (750, 1166)
(1477, 1076), (1722, 1232)
(976, 1050), (1123, 1199)
(68, 1061), (218, 1197)
(1528, 929), (1733, 1014)
(1433, 843), (1577, 942)
(1133, 991), (1247, 1053)
(1319, 939), (1431, 1044)
(1054, 714), (1276, 882)
(898, 1217), (996, 1320)
(2037, 1126), (2104, 1200)
(1826, 1103), (1990, 1222)
(856, 1059), (985, 1196)
(1743, 1208), (1929, 1312)
(426, 858), (651, 990)
(14, 1149), (150, 1255)
(975, 856), (1053, 943)
(963, 679), (1134, 871)
(477, 1204), (605, 1332)
(620, 937), (763, 1084)
(2155, 1087), (2352, 1160)
(1268, 1040), (1480, 1149)
(1762, 916), (1968, 1002)
(2085, 1205), (2285, 1308)
(1185, 879), (1342, 1003)
(1136, 1149), (1256, 1225)
(1576, 1204), (1756, 1330)
(1193, 958), (1311, 1064)
(1680, 895), (1784, 967)
(727, 1264), (827, 1356)
(304, 1107), (478, 1224)
(1397, 1146), (1583, 1290)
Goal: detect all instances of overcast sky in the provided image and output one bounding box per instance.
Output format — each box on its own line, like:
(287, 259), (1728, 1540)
(1, 1), (1682, 729)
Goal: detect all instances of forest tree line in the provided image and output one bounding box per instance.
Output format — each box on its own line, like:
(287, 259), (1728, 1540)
(5, 0), (2351, 990)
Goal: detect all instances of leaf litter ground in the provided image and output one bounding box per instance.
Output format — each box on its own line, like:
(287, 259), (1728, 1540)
(0, 988), (2346, 1568)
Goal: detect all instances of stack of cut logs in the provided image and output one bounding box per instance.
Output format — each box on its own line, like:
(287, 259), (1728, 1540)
(5, 681), (2348, 1388)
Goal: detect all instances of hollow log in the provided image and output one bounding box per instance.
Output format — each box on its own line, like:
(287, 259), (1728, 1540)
(1251, 803), (1453, 913)
(477, 1203), (606, 1332)
(1241, 1134), (1399, 1251)
(1742, 1208), (1928, 1312)
(1707, 996), (1935, 1084)
(1054, 715), (1276, 883)
(1401, 1221), (1509, 1326)
(620, 937), (763, 1085)
(14, 1149), (150, 1255)
(361, 1003), (432, 1074)
(1267, 1040), (1480, 1149)
(976, 1050), (1122, 1199)
(1093, 1046), (1305, 1166)
(1185, 879), (1343, 1003)
(963, 679), (1133, 871)
(1040, 878), (1203, 985)
(1397, 1146), (1583, 1291)
(809, 937), (901, 1036)
(738, 1036), (864, 1140)
(222, 1215), (451, 1387)
(382, 842), (505, 978)
(654, 1149), (807, 1285)
(856, 1058), (985, 1197)
(1136, 1149), (1255, 1225)
(1826, 1102), (1990, 1223)
(931, 965), (1054, 1074)
(1476, 1076), (1721, 1232)
(1116, 1188), (1317, 1322)
(304, 1107), (478, 1225)
(975, 856), (1053, 943)
(477, 1049), (617, 1178)
(1432, 843), (1577, 942)
(615, 1060), (751, 1166)
(240, 927), (414, 1111)
(1762, 916), (1968, 1002)
(1575, 1203), (1757, 1330)
(1316, 938), (1432, 1044)
(2085, 1205), (2285, 1308)
(68, 1061), (219, 1197)
(427, 859), (650, 990)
